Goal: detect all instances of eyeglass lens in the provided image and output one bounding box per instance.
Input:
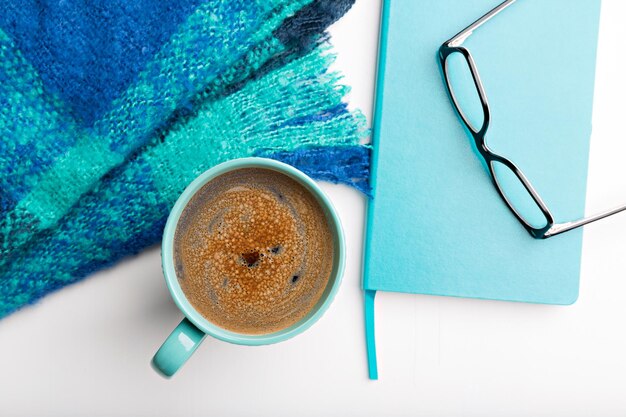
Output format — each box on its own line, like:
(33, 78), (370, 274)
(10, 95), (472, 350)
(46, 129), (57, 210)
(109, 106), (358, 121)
(489, 160), (548, 229)
(444, 51), (485, 134)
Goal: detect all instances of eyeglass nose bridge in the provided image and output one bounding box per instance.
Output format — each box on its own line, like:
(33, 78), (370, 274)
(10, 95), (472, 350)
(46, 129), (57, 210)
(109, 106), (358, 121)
(439, 44), (491, 141)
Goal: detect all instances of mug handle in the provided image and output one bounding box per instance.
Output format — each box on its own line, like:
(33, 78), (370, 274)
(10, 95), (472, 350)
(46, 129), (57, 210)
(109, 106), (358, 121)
(152, 317), (206, 377)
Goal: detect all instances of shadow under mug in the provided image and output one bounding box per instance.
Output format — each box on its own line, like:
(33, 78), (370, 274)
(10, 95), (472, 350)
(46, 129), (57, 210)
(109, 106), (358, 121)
(152, 157), (345, 377)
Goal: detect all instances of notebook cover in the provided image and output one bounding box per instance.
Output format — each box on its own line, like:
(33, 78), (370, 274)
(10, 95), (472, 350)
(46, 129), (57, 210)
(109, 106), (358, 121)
(363, 0), (602, 305)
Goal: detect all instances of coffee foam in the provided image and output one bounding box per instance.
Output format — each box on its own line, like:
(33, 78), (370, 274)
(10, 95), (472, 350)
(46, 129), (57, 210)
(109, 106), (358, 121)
(173, 168), (334, 335)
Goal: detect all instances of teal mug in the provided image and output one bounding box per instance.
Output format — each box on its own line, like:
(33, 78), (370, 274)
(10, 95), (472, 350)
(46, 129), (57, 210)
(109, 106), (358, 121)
(152, 157), (345, 377)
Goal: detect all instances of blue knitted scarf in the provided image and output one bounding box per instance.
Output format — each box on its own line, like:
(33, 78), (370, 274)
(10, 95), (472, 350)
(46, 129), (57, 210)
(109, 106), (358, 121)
(0, 0), (370, 317)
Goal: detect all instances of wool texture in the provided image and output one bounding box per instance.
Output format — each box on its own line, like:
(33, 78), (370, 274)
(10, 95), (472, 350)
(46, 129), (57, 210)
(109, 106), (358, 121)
(0, 0), (370, 317)
(0, 0), (362, 261)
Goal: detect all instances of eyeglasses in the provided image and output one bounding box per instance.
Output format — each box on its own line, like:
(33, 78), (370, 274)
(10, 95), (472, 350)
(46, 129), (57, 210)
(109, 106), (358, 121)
(438, 0), (626, 239)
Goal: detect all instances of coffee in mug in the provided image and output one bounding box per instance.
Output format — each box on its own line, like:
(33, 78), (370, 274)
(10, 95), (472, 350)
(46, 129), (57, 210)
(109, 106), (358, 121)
(173, 167), (334, 335)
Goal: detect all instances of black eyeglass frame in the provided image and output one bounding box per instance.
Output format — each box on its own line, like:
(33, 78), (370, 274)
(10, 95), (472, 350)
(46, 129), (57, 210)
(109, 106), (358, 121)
(438, 0), (626, 239)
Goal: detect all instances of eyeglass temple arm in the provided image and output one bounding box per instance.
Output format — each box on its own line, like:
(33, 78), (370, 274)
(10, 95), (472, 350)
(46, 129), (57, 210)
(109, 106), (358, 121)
(545, 204), (626, 238)
(446, 0), (517, 47)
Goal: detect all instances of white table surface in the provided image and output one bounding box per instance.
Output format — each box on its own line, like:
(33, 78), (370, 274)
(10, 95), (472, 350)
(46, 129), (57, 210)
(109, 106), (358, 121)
(2, 1), (626, 416)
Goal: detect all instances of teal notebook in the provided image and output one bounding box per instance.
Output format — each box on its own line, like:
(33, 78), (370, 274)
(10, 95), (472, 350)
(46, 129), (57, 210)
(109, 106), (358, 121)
(363, 0), (602, 379)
